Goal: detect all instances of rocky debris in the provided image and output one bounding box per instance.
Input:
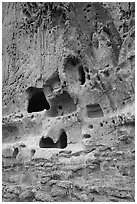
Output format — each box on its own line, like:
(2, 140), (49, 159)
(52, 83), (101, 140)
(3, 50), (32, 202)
(19, 189), (35, 202)
(3, 192), (16, 201)
(35, 190), (53, 202)
(40, 177), (50, 185)
(73, 192), (94, 202)
(51, 185), (67, 197)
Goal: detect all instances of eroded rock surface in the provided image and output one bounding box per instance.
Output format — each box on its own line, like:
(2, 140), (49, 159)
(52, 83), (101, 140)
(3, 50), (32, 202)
(2, 2), (135, 202)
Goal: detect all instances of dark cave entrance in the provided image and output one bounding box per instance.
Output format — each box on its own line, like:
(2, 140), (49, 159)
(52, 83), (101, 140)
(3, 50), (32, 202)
(64, 55), (86, 86)
(39, 130), (67, 149)
(87, 103), (104, 118)
(39, 137), (55, 148)
(13, 147), (19, 158)
(26, 87), (50, 113)
(78, 65), (86, 85)
(57, 130), (67, 149)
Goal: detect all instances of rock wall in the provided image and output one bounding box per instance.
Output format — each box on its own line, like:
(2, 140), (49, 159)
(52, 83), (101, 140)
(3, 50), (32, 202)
(2, 2), (135, 202)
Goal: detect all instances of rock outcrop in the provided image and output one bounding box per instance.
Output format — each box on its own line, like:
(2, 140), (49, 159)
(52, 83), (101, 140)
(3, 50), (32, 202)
(2, 2), (135, 202)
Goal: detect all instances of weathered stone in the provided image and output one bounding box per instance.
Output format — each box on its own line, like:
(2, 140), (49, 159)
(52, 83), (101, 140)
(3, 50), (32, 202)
(3, 192), (16, 200)
(48, 180), (58, 186)
(51, 186), (67, 197)
(41, 177), (50, 184)
(2, 2), (135, 202)
(2, 147), (14, 158)
(35, 191), (52, 202)
(57, 180), (72, 189)
(19, 190), (34, 202)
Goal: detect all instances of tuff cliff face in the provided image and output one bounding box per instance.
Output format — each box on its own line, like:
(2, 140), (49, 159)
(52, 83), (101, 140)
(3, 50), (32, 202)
(2, 2), (135, 202)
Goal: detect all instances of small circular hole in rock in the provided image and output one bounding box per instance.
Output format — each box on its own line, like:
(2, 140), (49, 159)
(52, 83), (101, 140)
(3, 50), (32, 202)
(100, 122), (103, 127)
(89, 124), (93, 129)
(83, 134), (91, 139)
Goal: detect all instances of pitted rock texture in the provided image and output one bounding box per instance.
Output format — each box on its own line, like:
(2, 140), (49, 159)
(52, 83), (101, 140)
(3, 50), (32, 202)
(2, 2), (135, 202)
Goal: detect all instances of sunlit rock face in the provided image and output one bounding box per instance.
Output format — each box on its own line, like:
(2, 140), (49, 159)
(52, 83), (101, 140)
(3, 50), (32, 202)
(2, 2), (135, 202)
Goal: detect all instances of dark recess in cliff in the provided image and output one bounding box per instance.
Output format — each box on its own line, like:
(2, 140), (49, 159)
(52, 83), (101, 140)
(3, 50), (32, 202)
(78, 65), (86, 85)
(26, 87), (50, 113)
(87, 103), (104, 118)
(39, 130), (67, 148)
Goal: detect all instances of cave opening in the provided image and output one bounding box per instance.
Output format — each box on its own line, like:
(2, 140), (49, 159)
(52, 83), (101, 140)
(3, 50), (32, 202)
(66, 55), (79, 66)
(39, 130), (67, 149)
(58, 105), (63, 109)
(64, 55), (86, 86)
(13, 147), (19, 158)
(87, 103), (104, 118)
(78, 66), (86, 85)
(39, 137), (55, 148)
(26, 87), (50, 113)
(57, 130), (67, 149)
